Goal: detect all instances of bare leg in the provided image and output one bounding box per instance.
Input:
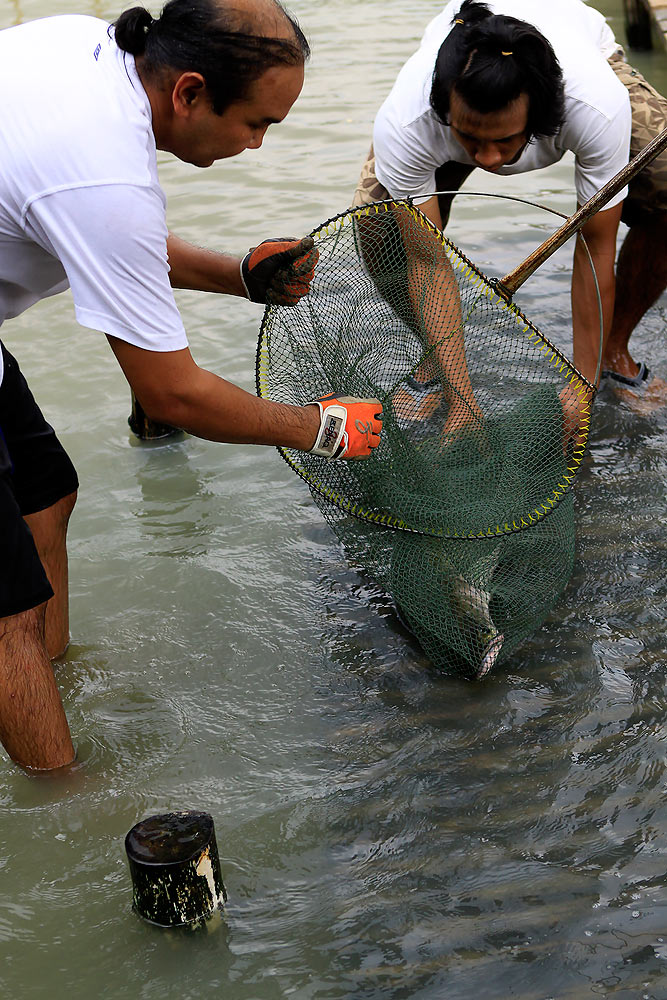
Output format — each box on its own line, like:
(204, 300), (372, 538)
(23, 490), (77, 660)
(397, 162), (482, 434)
(603, 216), (667, 378)
(0, 603), (75, 770)
(390, 200), (484, 437)
(352, 158), (481, 435)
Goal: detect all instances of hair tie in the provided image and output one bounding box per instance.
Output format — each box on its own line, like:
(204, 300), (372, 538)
(501, 50), (513, 56)
(455, 18), (465, 25)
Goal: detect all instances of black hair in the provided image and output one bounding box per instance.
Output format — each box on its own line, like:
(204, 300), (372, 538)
(113, 0), (310, 115)
(430, 0), (565, 142)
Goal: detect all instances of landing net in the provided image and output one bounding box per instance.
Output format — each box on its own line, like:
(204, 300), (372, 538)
(256, 200), (594, 677)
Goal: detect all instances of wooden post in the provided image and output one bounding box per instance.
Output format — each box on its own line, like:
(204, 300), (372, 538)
(125, 811), (227, 927)
(128, 391), (182, 441)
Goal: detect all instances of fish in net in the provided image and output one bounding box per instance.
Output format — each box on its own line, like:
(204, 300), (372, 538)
(256, 199), (590, 678)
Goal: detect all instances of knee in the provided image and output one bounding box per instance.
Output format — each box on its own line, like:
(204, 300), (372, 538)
(23, 489), (78, 556)
(54, 489), (77, 526)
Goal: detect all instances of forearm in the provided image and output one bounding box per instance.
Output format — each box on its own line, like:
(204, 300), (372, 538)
(570, 203), (622, 385)
(163, 371), (320, 448)
(167, 232), (246, 296)
(411, 259), (465, 372)
(571, 237), (616, 385)
(108, 338), (319, 449)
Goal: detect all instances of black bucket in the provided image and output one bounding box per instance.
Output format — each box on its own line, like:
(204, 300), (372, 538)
(125, 811), (227, 927)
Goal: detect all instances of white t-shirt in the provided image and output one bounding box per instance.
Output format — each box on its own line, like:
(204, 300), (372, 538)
(0, 15), (188, 385)
(373, 0), (632, 210)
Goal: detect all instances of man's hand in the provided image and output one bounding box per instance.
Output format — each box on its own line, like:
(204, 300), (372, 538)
(241, 237), (318, 305)
(559, 381), (593, 452)
(307, 394), (383, 459)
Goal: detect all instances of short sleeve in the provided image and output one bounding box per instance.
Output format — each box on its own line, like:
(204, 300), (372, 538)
(25, 183), (188, 352)
(373, 111), (442, 203)
(566, 98), (632, 209)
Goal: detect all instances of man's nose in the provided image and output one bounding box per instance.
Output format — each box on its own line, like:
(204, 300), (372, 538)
(247, 128), (266, 150)
(475, 142), (503, 169)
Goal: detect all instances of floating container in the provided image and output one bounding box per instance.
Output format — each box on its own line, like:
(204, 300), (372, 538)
(125, 811), (227, 927)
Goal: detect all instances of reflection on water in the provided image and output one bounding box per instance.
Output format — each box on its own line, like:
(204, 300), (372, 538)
(0, 1), (666, 998)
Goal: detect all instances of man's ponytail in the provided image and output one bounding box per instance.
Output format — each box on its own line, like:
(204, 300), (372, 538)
(114, 6), (154, 57)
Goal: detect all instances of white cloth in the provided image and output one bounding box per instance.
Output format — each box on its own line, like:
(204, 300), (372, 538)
(0, 15), (188, 385)
(373, 0), (632, 210)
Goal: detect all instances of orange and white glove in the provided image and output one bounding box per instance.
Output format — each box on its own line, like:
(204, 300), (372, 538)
(240, 236), (318, 305)
(307, 394), (383, 460)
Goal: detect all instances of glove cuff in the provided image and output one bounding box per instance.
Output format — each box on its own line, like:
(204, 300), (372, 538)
(239, 253), (252, 301)
(308, 401), (348, 459)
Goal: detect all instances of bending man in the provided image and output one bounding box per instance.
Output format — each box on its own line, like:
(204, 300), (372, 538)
(353, 0), (667, 388)
(0, 0), (382, 771)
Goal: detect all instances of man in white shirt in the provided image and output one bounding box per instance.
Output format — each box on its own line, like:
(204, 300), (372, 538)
(353, 0), (666, 391)
(0, 0), (383, 772)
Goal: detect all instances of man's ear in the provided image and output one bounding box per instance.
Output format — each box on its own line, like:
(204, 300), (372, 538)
(171, 72), (207, 117)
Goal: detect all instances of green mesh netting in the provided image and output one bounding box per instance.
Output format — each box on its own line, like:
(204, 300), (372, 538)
(256, 200), (593, 678)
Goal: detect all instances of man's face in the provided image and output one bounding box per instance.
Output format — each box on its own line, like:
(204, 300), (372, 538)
(448, 89), (530, 172)
(176, 61), (305, 168)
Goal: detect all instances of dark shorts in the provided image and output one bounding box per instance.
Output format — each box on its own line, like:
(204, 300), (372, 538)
(0, 342), (79, 618)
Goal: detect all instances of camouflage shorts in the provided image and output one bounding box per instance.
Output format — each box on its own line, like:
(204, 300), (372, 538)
(608, 51), (667, 226)
(351, 146), (388, 208)
(352, 54), (667, 225)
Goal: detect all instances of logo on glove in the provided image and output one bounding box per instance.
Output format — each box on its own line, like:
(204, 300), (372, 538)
(322, 414), (344, 449)
(354, 418), (373, 441)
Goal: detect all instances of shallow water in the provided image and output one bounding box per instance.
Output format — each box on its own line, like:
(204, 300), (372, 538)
(1, 2), (666, 998)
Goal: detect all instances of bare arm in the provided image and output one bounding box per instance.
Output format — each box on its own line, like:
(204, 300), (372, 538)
(166, 232), (246, 296)
(571, 203), (622, 384)
(397, 196), (483, 432)
(107, 336), (320, 449)
(424, 194), (621, 388)
(418, 196), (444, 231)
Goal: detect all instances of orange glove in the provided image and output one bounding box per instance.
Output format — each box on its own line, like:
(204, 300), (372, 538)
(308, 394), (383, 460)
(240, 236), (318, 305)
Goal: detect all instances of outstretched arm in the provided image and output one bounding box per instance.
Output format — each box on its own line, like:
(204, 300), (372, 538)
(108, 337), (320, 448)
(395, 197), (483, 435)
(166, 232), (318, 305)
(108, 338), (382, 458)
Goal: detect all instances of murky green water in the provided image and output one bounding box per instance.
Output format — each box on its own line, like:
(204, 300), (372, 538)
(1, 2), (666, 998)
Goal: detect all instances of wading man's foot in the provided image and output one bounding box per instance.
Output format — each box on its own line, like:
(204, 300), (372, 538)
(600, 357), (650, 387)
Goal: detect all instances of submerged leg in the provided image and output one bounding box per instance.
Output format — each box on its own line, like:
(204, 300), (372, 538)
(0, 603), (75, 770)
(24, 490), (77, 660)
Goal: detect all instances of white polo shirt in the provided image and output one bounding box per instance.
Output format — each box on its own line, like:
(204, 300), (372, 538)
(373, 0), (632, 209)
(0, 15), (188, 385)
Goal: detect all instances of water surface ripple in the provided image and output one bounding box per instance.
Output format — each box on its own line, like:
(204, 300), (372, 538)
(0, 2), (665, 998)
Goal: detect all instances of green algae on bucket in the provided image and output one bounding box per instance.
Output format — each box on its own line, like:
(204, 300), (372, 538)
(125, 811), (227, 927)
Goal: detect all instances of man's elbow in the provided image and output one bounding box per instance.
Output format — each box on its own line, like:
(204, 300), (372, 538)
(136, 387), (191, 429)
